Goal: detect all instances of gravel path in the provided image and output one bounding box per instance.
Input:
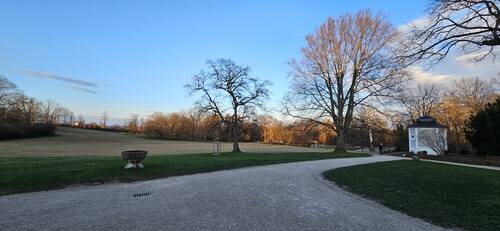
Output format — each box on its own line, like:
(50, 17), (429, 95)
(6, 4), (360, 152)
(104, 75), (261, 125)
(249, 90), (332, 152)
(0, 156), (446, 230)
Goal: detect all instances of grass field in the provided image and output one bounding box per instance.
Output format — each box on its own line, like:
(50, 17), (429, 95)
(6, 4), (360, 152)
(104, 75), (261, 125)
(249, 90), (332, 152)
(323, 160), (500, 231)
(0, 152), (368, 195)
(0, 127), (368, 195)
(0, 127), (330, 157)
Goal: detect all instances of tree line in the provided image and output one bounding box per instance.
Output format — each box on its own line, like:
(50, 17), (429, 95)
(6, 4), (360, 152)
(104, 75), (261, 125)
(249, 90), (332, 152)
(0, 75), (79, 139)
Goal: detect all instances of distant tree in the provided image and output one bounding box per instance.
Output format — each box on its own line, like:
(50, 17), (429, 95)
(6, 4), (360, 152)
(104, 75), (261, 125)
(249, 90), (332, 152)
(393, 124), (409, 151)
(449, 77), (497, 112)
(464, 98), (500, 155)
(0, 76), (71, 139)
(0, 75), (20, 121)
(101, 111), (109, 128)
(185, 58), (270, 152)
(57, 107), (74, 125)
(77, 115), (86, 127)
(127, 114), (141, 134)
(0, 75), (17, 108)
(185, 108), (204, 140)
(437, 77), (497, 152)
(355, 107), (388, 150)
(284, 10), (406, 151)
(396, 83), (443, 122)
(13, 95), (40, 125)
(40, 99), (63, 124)
(143, 112), (168, 137)
(402, 0), (500, 64)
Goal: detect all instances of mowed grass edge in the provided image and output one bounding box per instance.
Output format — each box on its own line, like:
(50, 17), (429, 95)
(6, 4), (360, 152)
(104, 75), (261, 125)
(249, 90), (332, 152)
(0, 152), (368, 196)
(323, 160), (500, 231)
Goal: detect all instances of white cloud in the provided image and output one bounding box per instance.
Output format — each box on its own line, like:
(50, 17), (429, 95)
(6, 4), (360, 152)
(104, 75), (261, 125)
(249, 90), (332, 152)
(453, 48), (500, 70)
(408, 66), (453, 83)
(397, 16), (429, 34)
(454, 50), (491, 63)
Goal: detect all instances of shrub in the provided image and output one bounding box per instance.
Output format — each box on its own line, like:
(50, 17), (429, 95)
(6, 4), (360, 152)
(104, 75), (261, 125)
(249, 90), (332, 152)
(393, 124), (409, 151)
(464, 98), (500, 156)
(459, 149), (469, 155)
(0, 123), (57, 140)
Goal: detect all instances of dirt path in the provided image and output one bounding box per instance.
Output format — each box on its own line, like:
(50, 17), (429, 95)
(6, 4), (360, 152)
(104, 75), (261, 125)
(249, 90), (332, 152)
(0, 156), (446, 230)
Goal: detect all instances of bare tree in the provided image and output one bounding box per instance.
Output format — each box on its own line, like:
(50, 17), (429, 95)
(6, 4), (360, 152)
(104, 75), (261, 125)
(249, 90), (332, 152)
(77, 115), (86, 127)
(14, 95), (40, 125)
(0, 75), (19, 117)
(127, 114), (141, 134)
(0, 75), (17, 103)
(185, 58), (270, 152)
(355, 106), (388, 150)
(396, 83), (444, 122)
(101, 111), (109, 128)
(402, 0), (500, 64)
(284, 10), (406, 151)
(449, 77), (497, 112)
(40, 99), (63, 124)
(185, 108), (204, 140)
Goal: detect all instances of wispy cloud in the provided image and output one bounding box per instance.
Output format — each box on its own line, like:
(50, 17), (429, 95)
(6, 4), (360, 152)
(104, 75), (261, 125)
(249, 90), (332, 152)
(397, 16), (429, 34)
(453, 48), (500, 70)
(66, 85), (97, 94)
(408, 66), (453, 83)
(24, 70), (98, 88)
(454, 51), (491, 63)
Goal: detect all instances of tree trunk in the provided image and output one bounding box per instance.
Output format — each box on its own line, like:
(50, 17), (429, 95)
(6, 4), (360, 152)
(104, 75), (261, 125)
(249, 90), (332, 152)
(232, 123), (241, 152)
(232, 108), (241, 152)
(369, 128), (374, 151)
(335, 129), (346, 152)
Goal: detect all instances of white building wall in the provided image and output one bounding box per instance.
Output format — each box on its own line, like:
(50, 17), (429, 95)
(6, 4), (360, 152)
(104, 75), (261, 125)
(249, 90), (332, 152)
(408, 127), (447, 155)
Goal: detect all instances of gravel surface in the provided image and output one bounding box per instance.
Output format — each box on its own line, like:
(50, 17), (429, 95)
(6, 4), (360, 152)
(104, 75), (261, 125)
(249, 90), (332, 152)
(0, 156), (446, 230)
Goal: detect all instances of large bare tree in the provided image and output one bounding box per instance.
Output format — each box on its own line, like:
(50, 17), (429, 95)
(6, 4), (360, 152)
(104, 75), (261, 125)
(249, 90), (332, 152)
(185, 58), (270, 152)
(403, 0), (500, 64)
(284, 10), (406, 151)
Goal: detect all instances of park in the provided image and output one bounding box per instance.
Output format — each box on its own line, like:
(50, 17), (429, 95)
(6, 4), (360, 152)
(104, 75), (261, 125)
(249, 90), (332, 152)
(1, 1), (500, 230)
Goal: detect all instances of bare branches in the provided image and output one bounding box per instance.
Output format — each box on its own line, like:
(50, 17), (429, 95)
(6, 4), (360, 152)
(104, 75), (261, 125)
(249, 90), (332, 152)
(395, 83), (444, 122)
(185, 58), (270, 152)
(1, 75), (76, 139)
(284, 10), (406, 151)
(401, 0), (500, 65)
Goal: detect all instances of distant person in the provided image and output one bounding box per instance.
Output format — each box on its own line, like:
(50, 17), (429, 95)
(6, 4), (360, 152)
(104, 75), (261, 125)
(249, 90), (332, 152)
(379, 143), (383, 155)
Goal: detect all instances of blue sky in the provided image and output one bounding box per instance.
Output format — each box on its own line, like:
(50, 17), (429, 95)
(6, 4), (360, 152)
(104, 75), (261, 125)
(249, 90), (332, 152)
(3, 0), (488, 123)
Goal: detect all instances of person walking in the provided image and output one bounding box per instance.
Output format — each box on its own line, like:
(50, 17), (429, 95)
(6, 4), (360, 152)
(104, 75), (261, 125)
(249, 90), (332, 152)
(378, 143), (383, 155)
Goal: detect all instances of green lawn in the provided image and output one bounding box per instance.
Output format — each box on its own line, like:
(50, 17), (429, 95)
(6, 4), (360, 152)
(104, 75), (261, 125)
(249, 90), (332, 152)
(0, 152), (367, 196)
(323, 160), (500, 231)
